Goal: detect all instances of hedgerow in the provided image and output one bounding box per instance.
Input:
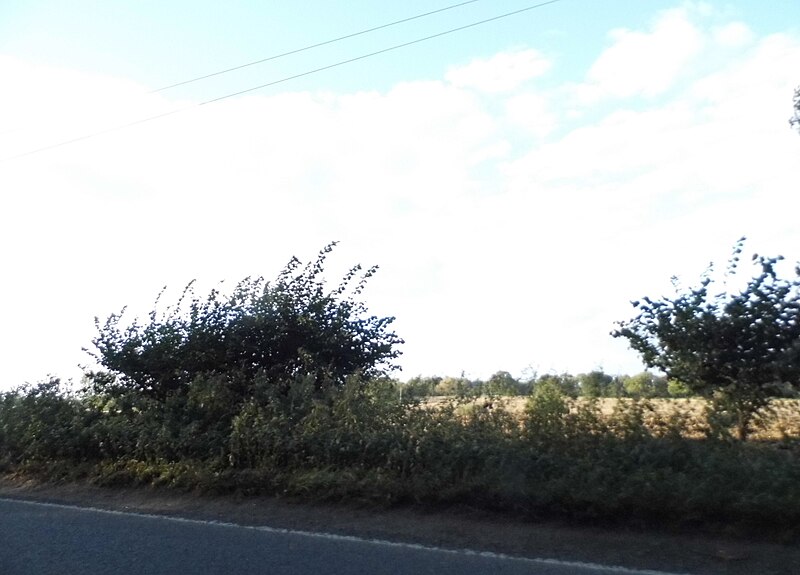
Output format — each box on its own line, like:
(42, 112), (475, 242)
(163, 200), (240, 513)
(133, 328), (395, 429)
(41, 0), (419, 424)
(2, 245), (799, 539)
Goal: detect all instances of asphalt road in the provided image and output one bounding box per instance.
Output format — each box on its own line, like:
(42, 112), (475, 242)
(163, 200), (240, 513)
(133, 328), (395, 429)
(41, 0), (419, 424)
(0, 497), (688, 575)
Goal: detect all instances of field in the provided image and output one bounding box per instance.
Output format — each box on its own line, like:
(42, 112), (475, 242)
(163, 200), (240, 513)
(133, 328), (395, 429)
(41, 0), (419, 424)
(426, 396), (800, 441)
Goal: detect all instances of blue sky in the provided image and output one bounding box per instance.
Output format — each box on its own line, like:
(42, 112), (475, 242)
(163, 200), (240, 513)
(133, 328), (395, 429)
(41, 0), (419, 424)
(1, 1), (800, 388)
(4, 1), (796, 94)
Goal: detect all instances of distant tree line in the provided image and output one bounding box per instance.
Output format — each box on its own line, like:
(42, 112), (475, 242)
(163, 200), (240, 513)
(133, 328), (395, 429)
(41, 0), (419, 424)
(401, 369), (691, 399)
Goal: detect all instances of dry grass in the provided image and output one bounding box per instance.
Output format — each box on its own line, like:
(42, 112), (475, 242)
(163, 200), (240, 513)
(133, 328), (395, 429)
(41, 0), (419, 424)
(424, 396), (800, 441)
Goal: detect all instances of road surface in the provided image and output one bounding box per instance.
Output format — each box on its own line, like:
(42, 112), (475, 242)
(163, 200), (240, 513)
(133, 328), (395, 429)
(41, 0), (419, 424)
(0, 497), (685, 575)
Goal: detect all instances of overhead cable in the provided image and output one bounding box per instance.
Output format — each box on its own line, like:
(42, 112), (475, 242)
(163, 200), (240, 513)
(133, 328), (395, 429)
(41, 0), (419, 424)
(153, 0), (484, 93)
(201, 0), (562, 105)
(3, 0), (563, 162)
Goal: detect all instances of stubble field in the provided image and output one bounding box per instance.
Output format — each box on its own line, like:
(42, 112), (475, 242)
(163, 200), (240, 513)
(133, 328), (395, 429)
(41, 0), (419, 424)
(426, 396), (800, 441)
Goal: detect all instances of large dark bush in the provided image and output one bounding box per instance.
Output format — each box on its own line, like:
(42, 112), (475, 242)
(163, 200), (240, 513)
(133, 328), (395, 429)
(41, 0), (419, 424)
(86, 242), (403, 403)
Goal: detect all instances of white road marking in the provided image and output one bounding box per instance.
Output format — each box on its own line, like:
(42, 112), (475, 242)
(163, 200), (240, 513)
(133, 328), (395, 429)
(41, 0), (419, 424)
(0, 496), (692, 575)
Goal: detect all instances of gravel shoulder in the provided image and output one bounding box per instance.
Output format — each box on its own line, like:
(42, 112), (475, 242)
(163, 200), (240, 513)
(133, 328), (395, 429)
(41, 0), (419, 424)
(1, 475), (797, 575)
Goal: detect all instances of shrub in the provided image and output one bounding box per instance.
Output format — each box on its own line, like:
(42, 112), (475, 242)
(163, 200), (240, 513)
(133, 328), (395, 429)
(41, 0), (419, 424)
(86, 242), (403, 403)
(614, 238), (800, 440)
(0, 379), (97, 463)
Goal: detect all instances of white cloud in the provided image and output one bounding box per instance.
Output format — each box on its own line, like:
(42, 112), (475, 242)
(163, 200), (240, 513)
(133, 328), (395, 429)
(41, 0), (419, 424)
(0, 55), (179, 161)
(712, 21), (754, 47)
(1, 7), (800, 388)
(504, 92), (556, 138)
(576, 8), (705, 102)
(445, 49), (551, 94)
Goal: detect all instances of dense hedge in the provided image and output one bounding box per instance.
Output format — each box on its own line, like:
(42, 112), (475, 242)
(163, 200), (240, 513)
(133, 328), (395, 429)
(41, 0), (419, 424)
(2, 377), (798, 538)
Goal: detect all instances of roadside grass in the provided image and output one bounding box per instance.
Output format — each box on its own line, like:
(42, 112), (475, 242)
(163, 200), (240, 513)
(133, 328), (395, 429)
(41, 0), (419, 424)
(2, 379), (799, 540)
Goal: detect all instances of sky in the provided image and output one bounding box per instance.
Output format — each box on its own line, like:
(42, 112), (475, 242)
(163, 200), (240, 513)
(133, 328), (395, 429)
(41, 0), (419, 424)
(1, 0), (799, 389)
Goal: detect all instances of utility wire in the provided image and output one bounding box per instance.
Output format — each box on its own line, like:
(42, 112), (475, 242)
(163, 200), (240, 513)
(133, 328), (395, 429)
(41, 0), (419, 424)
(154, 0), (483, 93)
(201, 0), (561, 105)
(2, 110), (185, 162)
(3, 0), (563, 163)
(2, 0), (483, 161)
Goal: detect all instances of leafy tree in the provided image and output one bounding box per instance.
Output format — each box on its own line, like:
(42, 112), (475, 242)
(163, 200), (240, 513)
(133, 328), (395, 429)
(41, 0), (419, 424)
(613, 238), (800, 440)
(484, 371), (521, 396)
(402, 376), (441, 398)
(622, 371), (668, 398)
(667, 379), (692, 398)
(607, 375), (627, 397)
(651, 374), (669, 397)
(578, 370), (613, 398)
(535, 373), (579, 398)
(86, 243), (403, 402)
(433, 376), (473, 396)
(523, 377), (570, 442)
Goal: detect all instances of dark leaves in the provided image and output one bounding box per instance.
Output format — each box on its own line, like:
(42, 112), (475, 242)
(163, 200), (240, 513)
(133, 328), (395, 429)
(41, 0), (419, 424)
(87, 244), (403, 402)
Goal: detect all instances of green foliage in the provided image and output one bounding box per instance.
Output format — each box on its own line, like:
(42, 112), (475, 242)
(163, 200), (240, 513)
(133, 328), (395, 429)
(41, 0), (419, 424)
(5, 242), (800, 537)
(484, 371), (522, 396)
(433, 376), (474, 396)
(667, 379), (692, 398)
(523, 378), (571, 441)
(613, 238), (800, 439)
(578, 370), (613, 398)
(620, 372), (669, 398)
(401, 375), (441, 398)
(3, 376), (800, 536)
(0, 379), (97, 464)
(86, 242), (403, 402)
(534, 373), (579, 398)
(406, 371), (676, 400)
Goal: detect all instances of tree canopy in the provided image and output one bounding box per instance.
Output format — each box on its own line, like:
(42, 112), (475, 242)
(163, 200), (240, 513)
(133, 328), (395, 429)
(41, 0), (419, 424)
(613, 238), (800, 439)
(86, 242), (403, 401)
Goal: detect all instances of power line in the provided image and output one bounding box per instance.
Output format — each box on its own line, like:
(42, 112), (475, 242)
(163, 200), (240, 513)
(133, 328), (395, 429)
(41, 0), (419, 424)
(2, 110), (185, 162)
(3, 0), (563, 163)
(153, 0), (483, 93)
(201, 0), (562, 105)
(2, 1), (484, 161)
